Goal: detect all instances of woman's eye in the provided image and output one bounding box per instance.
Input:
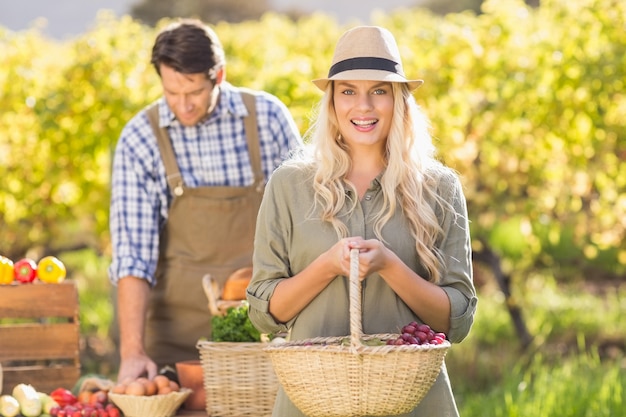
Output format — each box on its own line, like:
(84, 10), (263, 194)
(342, 89), (355, 95)
(373, 89), (386, 95)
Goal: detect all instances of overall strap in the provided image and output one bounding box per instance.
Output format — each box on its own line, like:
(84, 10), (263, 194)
(240, 89), (264, 191)
(146, 103), (185, 196)
(146, 93), (263, 195)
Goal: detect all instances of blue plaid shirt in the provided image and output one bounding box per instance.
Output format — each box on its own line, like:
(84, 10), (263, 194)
(108, 82), (302, 286)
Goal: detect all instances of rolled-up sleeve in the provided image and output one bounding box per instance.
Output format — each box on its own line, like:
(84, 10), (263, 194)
(108, 117), (165, 287)
(438, 173), (478, 343)
(247, 166), (296, 334)
(444, 287), (478, 342)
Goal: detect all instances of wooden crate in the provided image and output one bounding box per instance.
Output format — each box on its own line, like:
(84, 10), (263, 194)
(0, 281), (80, 395)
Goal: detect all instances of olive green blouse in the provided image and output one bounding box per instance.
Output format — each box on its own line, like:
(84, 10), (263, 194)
(247, 162), (477, 417)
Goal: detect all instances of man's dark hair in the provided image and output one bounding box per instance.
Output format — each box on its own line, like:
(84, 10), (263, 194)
(151, 19), (226, 80)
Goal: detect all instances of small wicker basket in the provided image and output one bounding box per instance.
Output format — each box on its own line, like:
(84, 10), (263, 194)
(264, 249), (450, 417)
(107, 389), (191, 417)
(197, 274), (279, 417)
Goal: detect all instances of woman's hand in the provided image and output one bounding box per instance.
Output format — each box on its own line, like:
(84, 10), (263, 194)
(345, 238), (390, 281)
(323, 237), (363, 277)
(346, 239), (452, 333)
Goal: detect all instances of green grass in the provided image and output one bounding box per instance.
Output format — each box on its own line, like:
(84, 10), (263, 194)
(457, 347), (624, 417)
(448, 273), (625, 417)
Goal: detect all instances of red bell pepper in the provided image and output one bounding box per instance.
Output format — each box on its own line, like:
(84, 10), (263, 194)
(50, 387), (77, 407)
(13, 258), (37, 283)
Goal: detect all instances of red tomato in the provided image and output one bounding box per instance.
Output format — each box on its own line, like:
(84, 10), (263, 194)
(13, 258), (37, 283)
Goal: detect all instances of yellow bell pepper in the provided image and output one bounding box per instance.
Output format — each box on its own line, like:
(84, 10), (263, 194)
(0, 255), (14, 285)
(36, 256), (66, 283)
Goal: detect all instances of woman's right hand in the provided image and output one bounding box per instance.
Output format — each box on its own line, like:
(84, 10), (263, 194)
(323, 236), (366, 277)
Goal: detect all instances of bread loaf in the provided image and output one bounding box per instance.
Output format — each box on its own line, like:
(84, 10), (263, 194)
(221, 267), (252, 301)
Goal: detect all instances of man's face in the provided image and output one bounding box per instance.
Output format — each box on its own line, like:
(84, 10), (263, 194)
(159, 64), (221, 126)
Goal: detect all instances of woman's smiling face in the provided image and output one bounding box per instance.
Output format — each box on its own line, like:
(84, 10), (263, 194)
(333, 80), (394, 150)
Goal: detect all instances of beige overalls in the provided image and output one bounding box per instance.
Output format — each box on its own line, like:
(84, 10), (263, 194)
(145, 92), (262, 367)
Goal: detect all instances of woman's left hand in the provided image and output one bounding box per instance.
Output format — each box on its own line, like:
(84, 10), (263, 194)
(346, 238), (391, 281)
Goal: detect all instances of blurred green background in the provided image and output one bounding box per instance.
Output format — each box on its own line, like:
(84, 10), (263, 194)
(1, 0), (624, 415)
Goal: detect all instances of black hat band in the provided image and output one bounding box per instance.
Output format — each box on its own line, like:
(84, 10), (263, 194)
(328, 57), (402, 78)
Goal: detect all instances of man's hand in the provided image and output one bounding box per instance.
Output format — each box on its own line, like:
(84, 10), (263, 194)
(117, 352), (158, 382)
(117, 276), (154, 381)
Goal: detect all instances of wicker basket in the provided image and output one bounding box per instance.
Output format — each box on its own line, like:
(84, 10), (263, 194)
(264, 249), (450, 417)
(197, 274), (279, 417)
(108, 389), (191, 417)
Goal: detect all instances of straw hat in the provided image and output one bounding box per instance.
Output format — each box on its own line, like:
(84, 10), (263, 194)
(313, 26), (423, 91)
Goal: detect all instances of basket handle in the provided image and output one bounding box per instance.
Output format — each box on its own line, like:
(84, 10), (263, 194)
(202, 274), (222, 316)
(349, 248), (363, 352)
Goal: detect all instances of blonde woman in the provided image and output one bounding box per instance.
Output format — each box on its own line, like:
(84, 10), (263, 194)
(247, 26), (477, 416)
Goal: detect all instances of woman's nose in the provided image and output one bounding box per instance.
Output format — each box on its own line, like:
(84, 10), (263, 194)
(356, 94), (374, 110)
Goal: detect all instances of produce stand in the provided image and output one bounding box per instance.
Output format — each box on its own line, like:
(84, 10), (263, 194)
(0, 281), (80, 395)
(0, 278), (275, 417)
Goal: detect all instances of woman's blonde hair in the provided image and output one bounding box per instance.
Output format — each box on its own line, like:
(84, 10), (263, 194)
(297, 82), (454, 283)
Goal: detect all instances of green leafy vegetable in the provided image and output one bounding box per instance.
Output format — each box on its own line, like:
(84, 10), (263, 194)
(211, 302), (261, 342)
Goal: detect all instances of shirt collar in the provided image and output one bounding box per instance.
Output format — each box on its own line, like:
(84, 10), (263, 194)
(343, 170), (385, 196)
(373, 170), (384, 187)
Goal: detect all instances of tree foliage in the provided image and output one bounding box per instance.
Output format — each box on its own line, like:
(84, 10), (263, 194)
(381, 0), (626, 280)
(130, 0), (271, 26)
(418, 0), (485, 15)
(0, 13), (160, 259)
(0, 0), (624, 287)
